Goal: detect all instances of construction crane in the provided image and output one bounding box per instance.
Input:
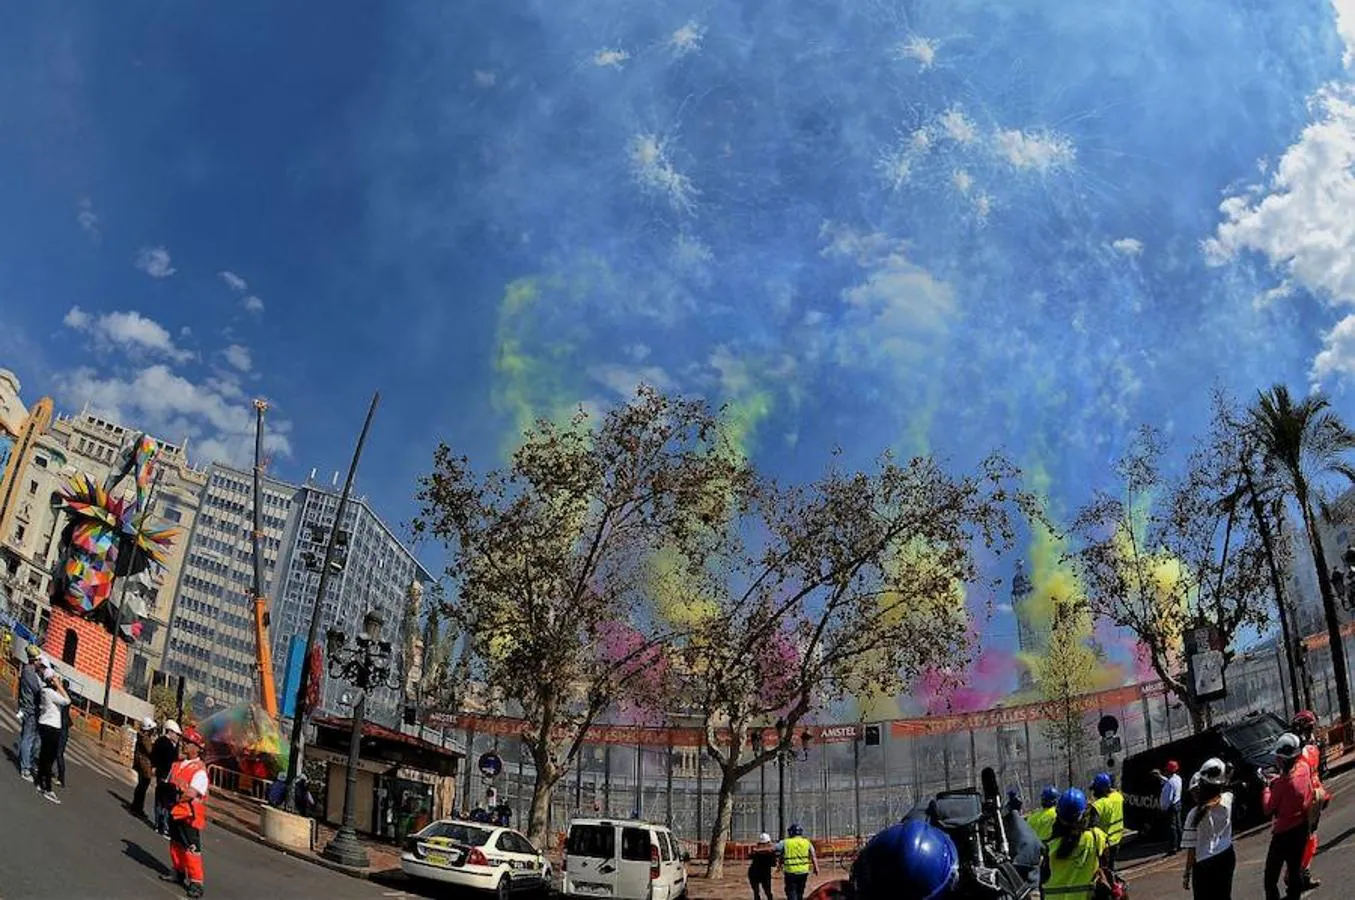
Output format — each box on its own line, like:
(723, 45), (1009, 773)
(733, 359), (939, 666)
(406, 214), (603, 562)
(251, 399), (279, 720)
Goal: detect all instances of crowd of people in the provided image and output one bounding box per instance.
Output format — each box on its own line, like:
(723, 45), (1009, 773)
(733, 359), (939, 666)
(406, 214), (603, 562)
(13, 643), (72, 803)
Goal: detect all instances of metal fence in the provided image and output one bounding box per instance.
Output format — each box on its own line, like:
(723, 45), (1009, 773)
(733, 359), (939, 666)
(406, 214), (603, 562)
(435, 631), (1355, 850)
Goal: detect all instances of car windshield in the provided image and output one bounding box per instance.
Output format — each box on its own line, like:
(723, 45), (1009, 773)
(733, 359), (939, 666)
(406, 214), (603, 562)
(567, 825), (616, 858)
(418, 822), (492, 846)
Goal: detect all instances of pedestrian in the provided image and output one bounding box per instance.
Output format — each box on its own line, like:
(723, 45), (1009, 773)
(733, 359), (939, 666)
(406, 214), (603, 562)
(748, 833), (777, 900)
(131, 716), (158, 818)
(1151, 759), (1183, 855)
(1181, 758), (1234, 900)
(1262, 732), (1313, 900)
(1025, 786), (1059, 842)
(1089, 772), (1125, 871)
(163, 726), (209, 898)
(15, 644), (45, 780)
(1039, 788), (1109, 897)
(55, 677), (72, 787)
(152, 720), (182, 838)
(34, 668), (71, 804)
(776, 823), (818, 900)
(1290, 710), (1327, 891)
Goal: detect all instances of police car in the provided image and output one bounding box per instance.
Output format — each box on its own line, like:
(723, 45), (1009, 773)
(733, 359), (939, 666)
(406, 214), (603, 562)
(402, 819), (552, 899)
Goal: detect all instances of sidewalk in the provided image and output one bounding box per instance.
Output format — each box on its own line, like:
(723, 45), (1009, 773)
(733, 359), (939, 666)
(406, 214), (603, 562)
(208, 789), (404, 879)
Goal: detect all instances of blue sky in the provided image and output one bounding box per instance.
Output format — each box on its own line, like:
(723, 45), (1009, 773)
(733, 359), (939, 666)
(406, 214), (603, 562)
(5, 1), (1355, 663)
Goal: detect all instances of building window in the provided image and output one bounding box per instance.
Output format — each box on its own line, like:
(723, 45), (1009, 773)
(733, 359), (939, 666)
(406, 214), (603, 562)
(61, 628), (78, 666)
(13, 524), (24, 543)
(28, 479), (37, 495)
(33, 456), (47, 469)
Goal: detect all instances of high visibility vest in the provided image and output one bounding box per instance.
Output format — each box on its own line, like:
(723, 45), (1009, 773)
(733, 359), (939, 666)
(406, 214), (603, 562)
(1042, 828), (1107, 897)
(1091, 792), (1125, 847)
(1026, 806), (1057, 842)
(170, 758), (209, 829)
(782, 837), (813, 875)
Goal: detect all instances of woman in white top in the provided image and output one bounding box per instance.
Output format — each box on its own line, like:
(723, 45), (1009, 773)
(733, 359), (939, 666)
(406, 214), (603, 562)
(1181, 757), (1234, 900)
(34, 670), (71, 804)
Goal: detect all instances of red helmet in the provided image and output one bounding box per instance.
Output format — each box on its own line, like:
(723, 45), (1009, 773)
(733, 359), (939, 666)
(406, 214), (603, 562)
(1165, 760), (1180, 775)
(182, 727), (206, 748)
(1292, 710), (1317, 729)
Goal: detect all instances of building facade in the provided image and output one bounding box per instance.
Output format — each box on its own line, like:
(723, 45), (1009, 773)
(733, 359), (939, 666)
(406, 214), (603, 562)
(269, 485), (433, 727)
(160, 463), (299, 713)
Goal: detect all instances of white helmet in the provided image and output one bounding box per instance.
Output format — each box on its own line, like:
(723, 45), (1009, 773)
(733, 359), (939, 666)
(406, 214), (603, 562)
(1198, 757), (1228, 786)
(1273, 732), (1302, 762)
(142, 716), (157, 730)
(164, 719), (181, 735)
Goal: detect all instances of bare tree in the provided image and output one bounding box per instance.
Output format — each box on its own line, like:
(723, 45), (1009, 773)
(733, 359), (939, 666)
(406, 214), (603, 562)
(413, 386), (745, 847)
(677, 453), (1026, 876)
(1073, 417), (1272, 733)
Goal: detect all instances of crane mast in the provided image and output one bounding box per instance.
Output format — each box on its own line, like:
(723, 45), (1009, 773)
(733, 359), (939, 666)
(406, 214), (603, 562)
(251, 399), (279, 720)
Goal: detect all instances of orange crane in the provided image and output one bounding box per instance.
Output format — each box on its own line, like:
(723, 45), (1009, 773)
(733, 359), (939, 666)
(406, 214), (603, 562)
(251, 398), (279, 720)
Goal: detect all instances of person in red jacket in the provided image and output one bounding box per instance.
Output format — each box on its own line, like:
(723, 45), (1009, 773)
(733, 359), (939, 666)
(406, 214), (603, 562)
(1262, 733), (1313, 900)
(163, 727), (210, 898)
(1290, 710), (1328, 891)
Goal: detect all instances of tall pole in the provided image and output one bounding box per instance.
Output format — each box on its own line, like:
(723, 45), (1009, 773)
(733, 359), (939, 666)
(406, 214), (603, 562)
(251, 400), (279, 719)
(283, 392), (380, 807)
(100, 469), (162, 743)
(325, 682), (370, 866)
(776, 752), (785, 838)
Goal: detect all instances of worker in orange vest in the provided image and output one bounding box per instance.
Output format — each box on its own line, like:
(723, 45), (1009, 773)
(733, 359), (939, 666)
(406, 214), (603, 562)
(163, 727), (209, 898)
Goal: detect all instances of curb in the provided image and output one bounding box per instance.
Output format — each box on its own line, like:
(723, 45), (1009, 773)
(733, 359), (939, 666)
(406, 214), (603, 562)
(208, 811), (401, 882)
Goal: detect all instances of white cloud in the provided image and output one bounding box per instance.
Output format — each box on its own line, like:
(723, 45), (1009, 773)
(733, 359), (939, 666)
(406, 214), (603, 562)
(134, 246), (176, 278)
(592, 48), (629, 68)
(587, 363), (673, 397)
(243, 295), (265, 313)
(1205, 86), (1355, 305)
(892, 36), (938, 69)
(55, 365), (292, 468)
(1313, 313), (1355, 383)
(223, 344), (252, 372)
(473, 69), (497, 87)
(63, 307), (193, 363)
(952, 169), (974, 194)
(938, 108), (979, 144)
(1337, 0), (1355, 67)
(219, 270), (248, 292)
(1111, 237), (1144, 256)
(994, 128), (1076, 171)
(629, 133), (698, 212)
(667, 21), (705, 58)
(76, 198), (100, 240)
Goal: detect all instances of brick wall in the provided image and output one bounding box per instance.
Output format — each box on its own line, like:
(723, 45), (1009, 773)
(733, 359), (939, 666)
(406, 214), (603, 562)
(43, 606), (127, 688)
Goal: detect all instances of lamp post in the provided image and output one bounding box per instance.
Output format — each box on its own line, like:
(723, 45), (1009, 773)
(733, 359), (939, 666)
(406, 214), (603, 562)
(321, 609), (400, 868)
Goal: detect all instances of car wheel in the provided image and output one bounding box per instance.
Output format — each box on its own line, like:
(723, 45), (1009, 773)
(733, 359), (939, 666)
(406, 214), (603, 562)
(497, 875), (513, 900)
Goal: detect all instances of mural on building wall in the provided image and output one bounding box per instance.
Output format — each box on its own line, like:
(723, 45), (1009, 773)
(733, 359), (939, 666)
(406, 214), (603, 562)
(49, 434), (178, 640)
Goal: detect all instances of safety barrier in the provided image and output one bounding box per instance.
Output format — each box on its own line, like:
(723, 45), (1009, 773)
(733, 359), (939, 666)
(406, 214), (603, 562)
(207, 764), (271, 801)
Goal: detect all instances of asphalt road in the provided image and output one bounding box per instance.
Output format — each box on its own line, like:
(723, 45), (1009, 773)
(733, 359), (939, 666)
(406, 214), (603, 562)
(1119, 764), (1355, 899)
(0, 705), (421, 900)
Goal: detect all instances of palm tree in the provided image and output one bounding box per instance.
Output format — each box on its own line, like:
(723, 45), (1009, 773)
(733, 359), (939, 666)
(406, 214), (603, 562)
(1249, 384), (1355, 736)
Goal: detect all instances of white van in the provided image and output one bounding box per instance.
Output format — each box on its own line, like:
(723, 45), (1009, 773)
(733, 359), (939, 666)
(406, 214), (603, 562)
(562, 819), (689, 900)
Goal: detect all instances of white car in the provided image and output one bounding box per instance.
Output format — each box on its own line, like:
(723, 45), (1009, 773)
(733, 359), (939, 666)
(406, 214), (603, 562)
(562, 819), (688, 900)
(402, 819), (552, 900)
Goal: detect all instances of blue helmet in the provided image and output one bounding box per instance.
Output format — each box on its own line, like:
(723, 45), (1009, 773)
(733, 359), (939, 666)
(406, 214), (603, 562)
(1040, 786), (1060, 808)
(1092, 773), (1113, 796)
(788, 823), (804, 837)
(851, 820), (958, 900)
(1057, 788), (1088, 824)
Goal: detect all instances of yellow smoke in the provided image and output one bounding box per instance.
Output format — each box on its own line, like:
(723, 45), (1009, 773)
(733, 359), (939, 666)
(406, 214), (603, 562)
(650, 546), (720, 629)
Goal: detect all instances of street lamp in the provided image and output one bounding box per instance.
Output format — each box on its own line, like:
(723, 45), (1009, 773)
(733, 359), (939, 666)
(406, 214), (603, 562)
(321, 609), (400, 868)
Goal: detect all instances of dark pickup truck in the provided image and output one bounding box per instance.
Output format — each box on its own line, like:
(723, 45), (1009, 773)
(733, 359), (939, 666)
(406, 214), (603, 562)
(1120, 711), (1287, 835)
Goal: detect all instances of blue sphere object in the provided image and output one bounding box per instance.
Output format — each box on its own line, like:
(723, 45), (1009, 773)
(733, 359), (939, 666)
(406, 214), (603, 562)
(851, 820), (958, 900)
(1057, 788), (1088, 824)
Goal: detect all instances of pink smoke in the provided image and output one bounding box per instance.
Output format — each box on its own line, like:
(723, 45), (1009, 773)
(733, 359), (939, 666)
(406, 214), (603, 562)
(755, 628), (803, 714)
(917, 648), (1017, 714)
(596, 622), (670, 726)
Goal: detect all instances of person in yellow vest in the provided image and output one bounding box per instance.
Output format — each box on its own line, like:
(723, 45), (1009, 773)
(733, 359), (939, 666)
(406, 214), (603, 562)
(1041, 788), (1109, 898)
(1027, 786), (1060, 842)
(163, 727), (209, 898)
(776, 823), (819, 900)
(1089, 772), (1125, 871)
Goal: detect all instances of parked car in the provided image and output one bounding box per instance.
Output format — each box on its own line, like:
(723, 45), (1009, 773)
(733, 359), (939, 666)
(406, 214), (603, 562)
(1119, 711), (1287, 835)
(562, 819), (689, 900)
(401, 818), (551, 900)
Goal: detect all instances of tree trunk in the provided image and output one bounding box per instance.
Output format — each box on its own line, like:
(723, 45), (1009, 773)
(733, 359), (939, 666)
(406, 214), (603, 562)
(706, 769), (740, 879)
(1301, 499), (1354, 734)
(526, 756), (562, 850)
(1245, 466), (1306, 712)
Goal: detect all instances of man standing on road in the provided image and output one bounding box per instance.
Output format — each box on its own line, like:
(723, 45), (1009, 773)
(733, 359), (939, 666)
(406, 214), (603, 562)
(164, 727), (209, 898)
(15, 644), (45, 780)
(152, 721), (182, 838)
(1290, 710), (1326, 891)
(130, 716), (158, 818)
(1090, 772), (1125, 871)
(777, 823), (818, 900)
(1262, 733), (1313, 900)
(1152, 760), (1183, 855)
